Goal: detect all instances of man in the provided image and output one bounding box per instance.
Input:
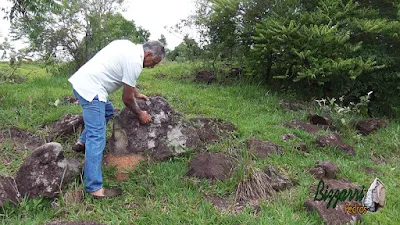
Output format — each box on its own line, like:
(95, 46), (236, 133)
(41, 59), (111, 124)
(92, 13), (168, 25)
(68, 40), (165, 198)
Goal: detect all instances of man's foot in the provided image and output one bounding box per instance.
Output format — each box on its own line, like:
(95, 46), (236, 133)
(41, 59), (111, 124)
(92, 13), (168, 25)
(72, 142), (85, 153)
(88, 188), (122, 199)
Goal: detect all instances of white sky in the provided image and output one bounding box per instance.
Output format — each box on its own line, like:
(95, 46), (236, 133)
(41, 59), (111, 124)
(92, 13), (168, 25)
(0, 0), (198, 51)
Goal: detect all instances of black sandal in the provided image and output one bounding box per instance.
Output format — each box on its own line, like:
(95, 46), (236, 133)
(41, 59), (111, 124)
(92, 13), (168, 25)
(90, 188), (122, 199)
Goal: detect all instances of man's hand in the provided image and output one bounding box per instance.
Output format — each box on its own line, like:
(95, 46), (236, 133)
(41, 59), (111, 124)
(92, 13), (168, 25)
(138, 111), (152, 124)
(136, 93), (149, 101)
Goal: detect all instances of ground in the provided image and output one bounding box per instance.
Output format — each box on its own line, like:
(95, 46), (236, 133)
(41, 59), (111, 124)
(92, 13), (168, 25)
(0, 61), (399, 224)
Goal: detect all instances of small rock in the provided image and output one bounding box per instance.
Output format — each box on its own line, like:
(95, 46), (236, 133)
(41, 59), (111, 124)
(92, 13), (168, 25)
(282, 121), (327, 134)
(308, 114), (333, 126)
(362, 166), (378, 175)
(281, 133), (299, 140)
(193, 70), (215, 84)
(155, 74), (168, 78)
(356, 119), (387, 136)
(247, 139), (284, 158)
(309, 167), (326, 179)
(279, 101), (306, 111)
(186, 152), (237, 180)
(316, 133), (356, 156)
(264, 167), (295, 191)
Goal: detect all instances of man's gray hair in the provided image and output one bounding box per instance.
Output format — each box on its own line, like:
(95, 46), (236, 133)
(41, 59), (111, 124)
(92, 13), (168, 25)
(143, 40), (166, 60)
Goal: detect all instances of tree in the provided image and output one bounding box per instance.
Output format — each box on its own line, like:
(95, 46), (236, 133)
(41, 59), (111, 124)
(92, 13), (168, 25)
(9, 0), (150, 69)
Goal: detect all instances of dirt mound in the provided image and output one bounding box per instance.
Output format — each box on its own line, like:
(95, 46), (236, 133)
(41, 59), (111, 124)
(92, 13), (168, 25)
(104, 153), (146, 181)
(186, 152), (237, 180)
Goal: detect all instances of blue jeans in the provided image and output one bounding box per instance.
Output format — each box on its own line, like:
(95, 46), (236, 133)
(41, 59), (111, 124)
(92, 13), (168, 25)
(73, 89), (114, 192)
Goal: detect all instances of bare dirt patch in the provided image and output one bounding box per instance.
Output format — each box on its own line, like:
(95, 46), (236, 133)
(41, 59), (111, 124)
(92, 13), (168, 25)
(104, 153), (146, 181)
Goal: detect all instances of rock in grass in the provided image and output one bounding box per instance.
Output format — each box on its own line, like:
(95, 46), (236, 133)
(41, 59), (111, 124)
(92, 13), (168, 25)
(356, 118), (387, 136)
(186, 152), (237, 180)
(109, 96), (236, 161)
(0, 176), (21, 207)
(247, 139), (284, 158)
(15, 142), (81, 198)
(316, 133), (356, 156)
(282, 120), (327, 134)
(304, 179), (363, 225)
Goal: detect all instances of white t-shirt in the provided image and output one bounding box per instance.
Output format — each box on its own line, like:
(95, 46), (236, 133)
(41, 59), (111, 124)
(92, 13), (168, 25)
(68, 40), (144, 102)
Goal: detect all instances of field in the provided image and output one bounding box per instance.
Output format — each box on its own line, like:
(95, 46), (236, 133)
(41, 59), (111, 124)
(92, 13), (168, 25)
(0, 62), (399, 225)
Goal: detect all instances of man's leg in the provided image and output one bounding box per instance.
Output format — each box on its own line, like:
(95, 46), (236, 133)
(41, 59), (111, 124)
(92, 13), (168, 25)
(73, 96), (114, 150)
(81, 97), (106, 193)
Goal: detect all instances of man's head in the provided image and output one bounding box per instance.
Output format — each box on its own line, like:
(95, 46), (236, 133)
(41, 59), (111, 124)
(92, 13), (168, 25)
(143, 40), (166, 68)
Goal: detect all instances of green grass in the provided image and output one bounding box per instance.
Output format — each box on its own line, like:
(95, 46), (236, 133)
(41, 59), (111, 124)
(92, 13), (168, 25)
(0, 61), (399, 225)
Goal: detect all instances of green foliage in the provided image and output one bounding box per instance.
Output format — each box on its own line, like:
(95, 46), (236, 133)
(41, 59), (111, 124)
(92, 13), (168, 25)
(167, 35), (204, 62)
(192, 0), (400, 117)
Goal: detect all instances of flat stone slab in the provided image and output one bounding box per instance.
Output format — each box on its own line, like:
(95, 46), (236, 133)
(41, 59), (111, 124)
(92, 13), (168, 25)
(316, 133), (356, 156)
(304, 179), (364, 225)
(282, 121), (327, 134)
(247, 139), (283, 158)
(45, 114), (83, 141)
(356, 118), (387, 136)
(15, 143), (81, 198)
(0, 175), (20, 207)
(186, 152), (237, 180)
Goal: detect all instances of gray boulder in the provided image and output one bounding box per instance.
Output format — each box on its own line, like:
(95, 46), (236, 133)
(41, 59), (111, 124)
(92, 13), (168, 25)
(109, 97), (235, 161)
(15, 143), (81, 198)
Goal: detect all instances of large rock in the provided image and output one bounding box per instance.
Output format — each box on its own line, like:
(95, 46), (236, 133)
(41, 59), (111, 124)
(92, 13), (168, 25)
(356, 118), (387, 136)
(109, 97), (235, 161)
(282, 121), (327, 134)
(316, 133), (356, 156)
(304, 179), (364, 225)
(186, 152), (237, 180)
(247, 139), (284, 158)
(45, 114), (84, 141)
(0, 176), (21, 207)
(15, 143), (81, 198)
(109, 96), (202, 160)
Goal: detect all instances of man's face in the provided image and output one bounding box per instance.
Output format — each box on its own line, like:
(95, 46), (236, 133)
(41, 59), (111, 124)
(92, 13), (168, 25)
(143, 52), (162, 68)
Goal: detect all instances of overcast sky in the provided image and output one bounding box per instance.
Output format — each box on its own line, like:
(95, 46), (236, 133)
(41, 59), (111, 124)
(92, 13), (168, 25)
(0, 0), (197, 50)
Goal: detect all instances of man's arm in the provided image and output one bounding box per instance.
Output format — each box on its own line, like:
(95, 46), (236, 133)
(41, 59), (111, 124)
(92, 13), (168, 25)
(122, 84), (151, 123)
